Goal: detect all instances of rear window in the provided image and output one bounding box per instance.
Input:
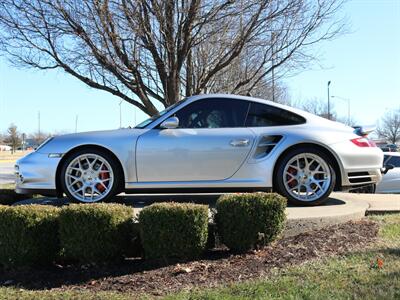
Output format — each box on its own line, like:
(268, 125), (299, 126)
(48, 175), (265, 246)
(245, 102), (306, 127)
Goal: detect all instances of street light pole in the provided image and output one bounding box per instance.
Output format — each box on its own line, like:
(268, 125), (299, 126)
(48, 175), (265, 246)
(75, 115), (78, 133)
(38, 111), (41, 139)
(327, 81), (331, 120)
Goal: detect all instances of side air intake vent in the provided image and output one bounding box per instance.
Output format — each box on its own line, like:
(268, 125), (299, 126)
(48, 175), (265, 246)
(253, 135), (282, 159)
(348, 171), (373, 184)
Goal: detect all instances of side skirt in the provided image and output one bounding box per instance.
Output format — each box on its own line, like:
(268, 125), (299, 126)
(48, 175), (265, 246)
(124, 187), (272, 194)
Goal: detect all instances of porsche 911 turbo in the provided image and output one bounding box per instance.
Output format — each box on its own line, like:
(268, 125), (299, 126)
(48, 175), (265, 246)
(15, 94), (384, 205)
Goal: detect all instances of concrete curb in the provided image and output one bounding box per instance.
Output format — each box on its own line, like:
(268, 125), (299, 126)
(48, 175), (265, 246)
(284, 199), (369, 237)
(284, 192), (400, 236)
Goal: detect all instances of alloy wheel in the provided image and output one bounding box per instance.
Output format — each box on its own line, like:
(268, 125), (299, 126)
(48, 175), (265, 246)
(283, 153), (331, 202)
(64, 153), (114, 203)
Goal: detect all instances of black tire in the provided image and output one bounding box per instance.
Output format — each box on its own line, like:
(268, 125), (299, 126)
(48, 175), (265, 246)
(275, 146), (336, 206)
(60, 148), (123, 203)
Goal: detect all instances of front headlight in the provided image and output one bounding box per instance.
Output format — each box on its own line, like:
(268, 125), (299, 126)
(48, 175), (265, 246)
(35, 137), (54, 151)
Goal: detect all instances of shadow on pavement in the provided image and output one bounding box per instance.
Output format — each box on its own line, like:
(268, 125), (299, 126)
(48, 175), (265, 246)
(13, 193), (347, 210)
(13, 193), (223, 208)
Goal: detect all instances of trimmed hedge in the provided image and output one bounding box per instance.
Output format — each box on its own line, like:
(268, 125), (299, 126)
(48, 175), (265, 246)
(216, 193), (286, 252)
(0, 205), (60, 267)
(138, 202), (208, 260)
(59, 203), (135, 263)
(0, 192), (287, 267)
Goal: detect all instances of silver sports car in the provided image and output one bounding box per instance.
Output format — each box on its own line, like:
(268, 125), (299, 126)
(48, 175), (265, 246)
(15, 94), (384, 205)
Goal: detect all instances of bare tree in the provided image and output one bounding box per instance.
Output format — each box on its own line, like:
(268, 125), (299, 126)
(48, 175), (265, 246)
(335, 115), (356, 127)
(251, 81), (290, 105)
(298, 97), (336, 120)
(0, 133), (5, 144)
(4, 123), (21, 153)
(0, 0), (345, 116)
(29, 131), (50, 146)
(297, 97), (358, 126)
(377, 108), (400, 144)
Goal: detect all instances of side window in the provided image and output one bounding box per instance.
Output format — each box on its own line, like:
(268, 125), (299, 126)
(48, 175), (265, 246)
(388, 156), (400, 167)
(174, 99), (249, 128)
(245, 102), (306, 127)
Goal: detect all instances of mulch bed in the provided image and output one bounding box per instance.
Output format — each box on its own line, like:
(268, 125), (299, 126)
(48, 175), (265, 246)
(0, 219), (379, 296)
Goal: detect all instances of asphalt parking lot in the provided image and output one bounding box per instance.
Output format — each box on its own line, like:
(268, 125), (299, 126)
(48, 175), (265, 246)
(0, 161), (15, 185)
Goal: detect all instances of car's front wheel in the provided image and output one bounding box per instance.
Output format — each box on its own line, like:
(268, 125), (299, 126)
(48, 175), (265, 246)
(60, 149), (122, 203)
(275, 147), (336, 206)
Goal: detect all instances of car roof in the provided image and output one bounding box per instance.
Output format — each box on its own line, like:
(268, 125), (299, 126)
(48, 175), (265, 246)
(187, 93), (304, 115)
(186, 93), (352, 130)
(383, 152), (400, 156)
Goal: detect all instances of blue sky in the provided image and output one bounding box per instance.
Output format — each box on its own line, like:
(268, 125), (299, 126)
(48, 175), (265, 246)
(1, 0), (399, 135)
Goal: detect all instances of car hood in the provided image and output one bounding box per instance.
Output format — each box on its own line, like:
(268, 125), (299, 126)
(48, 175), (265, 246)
(36, 128), (148, 154)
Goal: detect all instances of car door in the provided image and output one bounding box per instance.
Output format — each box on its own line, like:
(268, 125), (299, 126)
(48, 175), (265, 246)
(377, 155), (400, 193)
(135, 98), (255, 182)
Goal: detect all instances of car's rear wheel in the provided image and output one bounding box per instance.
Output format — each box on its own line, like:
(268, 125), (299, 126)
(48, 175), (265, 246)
(275, 147), (336, 206)
(60, 149), (122, 203)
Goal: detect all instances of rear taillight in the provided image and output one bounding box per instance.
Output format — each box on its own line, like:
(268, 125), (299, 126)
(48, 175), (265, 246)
(351, 137), (376, 147)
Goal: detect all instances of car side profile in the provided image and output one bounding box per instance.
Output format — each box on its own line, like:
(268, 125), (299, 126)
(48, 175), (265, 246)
(15, 94), (384, 205)
(376, 152), (400, 194)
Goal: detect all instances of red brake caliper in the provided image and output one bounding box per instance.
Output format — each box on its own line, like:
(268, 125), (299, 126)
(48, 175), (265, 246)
(287, 167), (297, 188)
(96, 165), (109, 193)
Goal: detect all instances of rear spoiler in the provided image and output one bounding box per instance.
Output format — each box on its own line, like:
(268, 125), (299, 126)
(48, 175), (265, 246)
(352, 125), (376, 136)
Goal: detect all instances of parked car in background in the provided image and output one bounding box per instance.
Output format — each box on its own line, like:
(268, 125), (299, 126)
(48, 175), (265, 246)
(376, 152), (400, 194)
(15, 94), (384, 206)
(378, 143), (399, 152)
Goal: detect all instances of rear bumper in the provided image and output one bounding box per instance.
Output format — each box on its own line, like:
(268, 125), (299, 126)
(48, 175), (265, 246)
(329, 140), (384, 189)
(341, 168), (382, 191)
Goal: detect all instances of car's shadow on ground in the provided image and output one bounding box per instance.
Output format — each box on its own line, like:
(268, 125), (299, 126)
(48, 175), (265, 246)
(13, 193), (347, 208)
(13, 193), (222, 208)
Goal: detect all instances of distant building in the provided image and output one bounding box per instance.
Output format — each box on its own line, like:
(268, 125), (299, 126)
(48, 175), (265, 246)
(0, 145), (12, 151)
(373, 139), (388, 147)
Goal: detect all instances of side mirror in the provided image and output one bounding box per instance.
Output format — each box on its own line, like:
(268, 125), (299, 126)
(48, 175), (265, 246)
(160, 116), (179, 129)
(381, 164), (394, 175)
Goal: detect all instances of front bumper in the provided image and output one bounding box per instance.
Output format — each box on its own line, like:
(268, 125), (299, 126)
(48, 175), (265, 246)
(15, 152), (61, 195)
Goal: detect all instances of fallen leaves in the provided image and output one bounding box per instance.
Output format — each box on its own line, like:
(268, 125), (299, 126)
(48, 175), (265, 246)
(370, 257), (384, 269)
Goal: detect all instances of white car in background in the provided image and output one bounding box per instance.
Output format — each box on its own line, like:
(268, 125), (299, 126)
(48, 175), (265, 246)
(376, 152), (400, 194)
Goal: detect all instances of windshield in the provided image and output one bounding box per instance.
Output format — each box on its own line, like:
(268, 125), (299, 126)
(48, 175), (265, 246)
(135, 100), (186, 129)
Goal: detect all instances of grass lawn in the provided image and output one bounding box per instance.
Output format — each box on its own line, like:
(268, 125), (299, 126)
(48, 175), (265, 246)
(1, 214), (399, 300)
(0, 150), (31, 163)
(0, 183), (15, 190)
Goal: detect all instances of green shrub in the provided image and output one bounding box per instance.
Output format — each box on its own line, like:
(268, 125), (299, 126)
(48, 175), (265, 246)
(59, 203), (135, 263)
(216, 193), (287, 252)
(0, 205), (60, 267)
(138, 202), (208, 260)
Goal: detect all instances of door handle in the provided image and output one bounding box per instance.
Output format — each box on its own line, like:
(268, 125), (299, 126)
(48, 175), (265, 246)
(230, 139), (250, 147)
